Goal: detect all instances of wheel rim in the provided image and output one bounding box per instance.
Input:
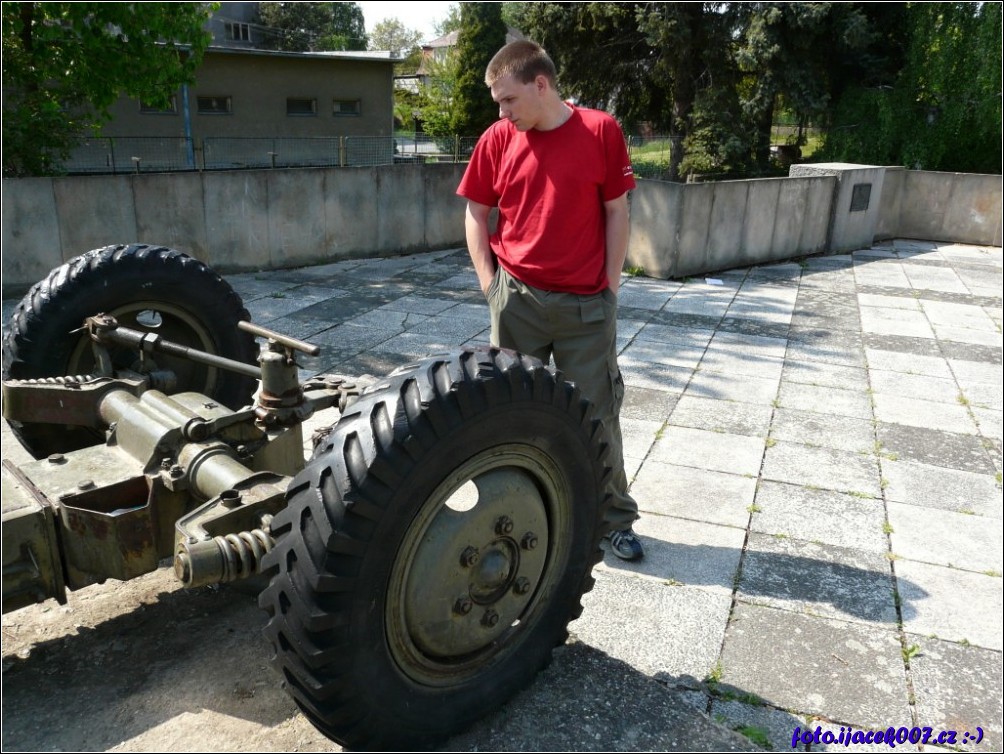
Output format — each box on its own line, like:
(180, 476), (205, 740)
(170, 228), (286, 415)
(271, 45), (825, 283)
(66, 300), (220, 394)
(386, 444), (572, 687)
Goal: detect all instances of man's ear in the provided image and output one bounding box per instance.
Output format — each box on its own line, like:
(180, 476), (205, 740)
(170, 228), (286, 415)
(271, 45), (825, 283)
(534, 74), (549, 94)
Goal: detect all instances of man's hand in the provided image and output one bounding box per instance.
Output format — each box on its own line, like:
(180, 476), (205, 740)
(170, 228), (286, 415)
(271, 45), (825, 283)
(465, 201), (497, 296)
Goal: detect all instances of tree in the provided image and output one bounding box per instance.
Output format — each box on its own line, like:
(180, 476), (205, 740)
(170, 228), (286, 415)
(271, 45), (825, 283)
(821, 2), (1001, 173)
(2, 2), (215, 177)
(257, 2), (366, 52)
(449, 2), (508, 137)
(369, 17), (423, 73)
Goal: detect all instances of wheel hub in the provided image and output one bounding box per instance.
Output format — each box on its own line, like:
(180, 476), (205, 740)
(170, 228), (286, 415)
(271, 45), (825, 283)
(391, 456), (557, 675)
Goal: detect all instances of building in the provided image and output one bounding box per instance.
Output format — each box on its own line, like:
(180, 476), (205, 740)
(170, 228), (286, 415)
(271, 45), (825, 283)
(70, 3), (400, 172)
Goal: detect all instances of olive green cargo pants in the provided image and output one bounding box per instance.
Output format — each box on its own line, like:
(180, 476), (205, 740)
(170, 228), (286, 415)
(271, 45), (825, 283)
(487, 266), (639, 530)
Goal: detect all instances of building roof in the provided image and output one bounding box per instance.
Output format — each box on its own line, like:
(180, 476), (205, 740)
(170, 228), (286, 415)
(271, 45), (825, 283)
(206, 45), (402, 63)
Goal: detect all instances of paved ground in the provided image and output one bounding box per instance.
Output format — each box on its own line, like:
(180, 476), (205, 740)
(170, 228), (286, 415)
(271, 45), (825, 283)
(2, 238), (1001, 751)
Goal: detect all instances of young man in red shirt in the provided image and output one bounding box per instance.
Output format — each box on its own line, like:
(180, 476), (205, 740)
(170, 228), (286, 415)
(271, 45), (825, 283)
(457, 40), (643, 560)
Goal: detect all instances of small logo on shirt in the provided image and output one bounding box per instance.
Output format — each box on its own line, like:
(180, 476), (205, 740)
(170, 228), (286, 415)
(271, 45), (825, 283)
(623, 165), (634, 177)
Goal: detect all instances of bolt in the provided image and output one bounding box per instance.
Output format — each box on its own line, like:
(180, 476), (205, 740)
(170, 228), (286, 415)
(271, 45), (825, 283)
(495, 515), (514, 535)
(160, 457), (173, 470)
(169, 464), (184, 478)
(453, 596), (473, 616)
(513, 577), (531, 596)
(460, 546), (480, 568)
(521, 532), (538, 551)
(77, 479), (95, 491)
(47, 454), (65, 464)
(481, 609), (499, 628)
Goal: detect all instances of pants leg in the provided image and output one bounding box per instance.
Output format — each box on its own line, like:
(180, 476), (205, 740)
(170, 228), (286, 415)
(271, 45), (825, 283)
(488, 268), (639, 530)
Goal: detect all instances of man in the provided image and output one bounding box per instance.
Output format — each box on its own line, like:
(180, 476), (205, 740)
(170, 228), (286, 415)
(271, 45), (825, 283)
(456, 40), (643, 560)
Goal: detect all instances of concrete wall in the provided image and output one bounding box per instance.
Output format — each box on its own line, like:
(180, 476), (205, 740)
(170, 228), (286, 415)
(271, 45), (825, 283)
(884, 170), (1003, 247)
(2, 164), (469, 297)
(2, 163), (1001, 296)
(627, 175), (832, 279)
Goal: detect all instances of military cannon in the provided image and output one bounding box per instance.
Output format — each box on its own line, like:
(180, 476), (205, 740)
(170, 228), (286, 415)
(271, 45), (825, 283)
(1, 244), (611, 750)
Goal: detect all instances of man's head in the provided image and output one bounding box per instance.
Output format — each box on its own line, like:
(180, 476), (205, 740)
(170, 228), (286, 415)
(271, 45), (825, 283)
(484, 40), (557, 88)
(485, 41), (565, 132)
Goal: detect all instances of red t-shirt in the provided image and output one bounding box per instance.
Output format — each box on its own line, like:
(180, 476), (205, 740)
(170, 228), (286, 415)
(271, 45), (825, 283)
(457, 105), (636, 294)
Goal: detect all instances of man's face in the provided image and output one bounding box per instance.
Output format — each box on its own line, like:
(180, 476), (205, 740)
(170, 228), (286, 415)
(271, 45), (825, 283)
(490, 74), (544, 131)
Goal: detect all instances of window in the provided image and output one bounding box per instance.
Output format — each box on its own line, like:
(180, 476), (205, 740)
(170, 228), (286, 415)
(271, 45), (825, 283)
(197, 96), (232, 115)
(287, 97), (317, 116)
(333, 99), (361, 117)
(225, 22), (251, 41)
(140, 95), (178, 114)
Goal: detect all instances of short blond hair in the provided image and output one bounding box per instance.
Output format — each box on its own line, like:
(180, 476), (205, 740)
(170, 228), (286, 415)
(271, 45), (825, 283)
(485, 40), (557, 87)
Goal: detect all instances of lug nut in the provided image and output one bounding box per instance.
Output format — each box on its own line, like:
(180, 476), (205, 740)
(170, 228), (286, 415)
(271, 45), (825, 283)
(453, 596), (473, 615)
(513, 577), (531, 595)
(521, 532), (538, 550)
(481, 609), (499, 627)
(460, 546), (480, 568)
(495, 515), (514, 535)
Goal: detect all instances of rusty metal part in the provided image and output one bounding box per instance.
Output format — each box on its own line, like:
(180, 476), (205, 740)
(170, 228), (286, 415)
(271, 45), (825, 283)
(87, 315), (262, 380)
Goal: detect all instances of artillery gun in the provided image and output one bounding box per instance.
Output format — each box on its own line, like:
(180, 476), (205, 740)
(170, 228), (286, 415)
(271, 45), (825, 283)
(1, 244), (611, 750)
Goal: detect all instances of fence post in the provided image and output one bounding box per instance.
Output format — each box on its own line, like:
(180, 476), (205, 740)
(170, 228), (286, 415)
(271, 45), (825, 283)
(454, 135), (459, 163)
(109, 138), (117, 175)
(339, 136), (347, 167)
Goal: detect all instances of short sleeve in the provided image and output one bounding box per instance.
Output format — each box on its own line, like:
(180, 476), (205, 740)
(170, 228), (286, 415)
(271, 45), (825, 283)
(601, 117), (636, 202)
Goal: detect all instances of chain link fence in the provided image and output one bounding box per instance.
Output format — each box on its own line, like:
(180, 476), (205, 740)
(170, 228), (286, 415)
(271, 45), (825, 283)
(59, 134), (482, 174)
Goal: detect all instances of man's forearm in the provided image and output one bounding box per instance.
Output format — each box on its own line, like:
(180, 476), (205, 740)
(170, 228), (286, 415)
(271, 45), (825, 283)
(604, 194), (631, 295)
(465, 202), (496, 295)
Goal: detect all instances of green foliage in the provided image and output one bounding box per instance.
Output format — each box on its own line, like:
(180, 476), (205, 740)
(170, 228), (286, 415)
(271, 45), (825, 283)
(821, 2), (1002, 173)
(257, 2), (367, 52)
(2, 2), (215, 177)
(450, 2), (508, 137)
(369, 17), (424, 74)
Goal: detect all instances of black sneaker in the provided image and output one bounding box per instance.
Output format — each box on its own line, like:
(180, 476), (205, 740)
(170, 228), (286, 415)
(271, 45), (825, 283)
(607, 527), (645, 561)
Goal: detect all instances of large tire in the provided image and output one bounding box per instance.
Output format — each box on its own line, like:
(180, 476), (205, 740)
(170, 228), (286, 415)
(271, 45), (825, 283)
(2, 243), (258, 458)
(259, 347), (612, 750)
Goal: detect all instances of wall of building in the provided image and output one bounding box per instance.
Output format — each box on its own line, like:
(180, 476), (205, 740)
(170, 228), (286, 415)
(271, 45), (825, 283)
(102, 49), (395, 140)
(2, 165), (1000, 297)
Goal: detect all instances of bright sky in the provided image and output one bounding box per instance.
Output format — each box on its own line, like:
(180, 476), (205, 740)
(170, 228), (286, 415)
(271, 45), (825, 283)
(356, 1), (457, 44)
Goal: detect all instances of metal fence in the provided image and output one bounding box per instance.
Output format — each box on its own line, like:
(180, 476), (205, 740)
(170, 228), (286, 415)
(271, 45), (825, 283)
(60, 134), (481, 175)
(58, 131), (815, 178)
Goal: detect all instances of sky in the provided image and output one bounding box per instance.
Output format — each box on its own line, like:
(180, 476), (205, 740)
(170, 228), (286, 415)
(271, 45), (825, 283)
(356, 1), (457, 44)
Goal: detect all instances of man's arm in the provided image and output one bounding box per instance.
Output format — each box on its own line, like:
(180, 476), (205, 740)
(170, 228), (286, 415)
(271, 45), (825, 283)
(465, 200), (497, 296)
(604, 192), (630, 295)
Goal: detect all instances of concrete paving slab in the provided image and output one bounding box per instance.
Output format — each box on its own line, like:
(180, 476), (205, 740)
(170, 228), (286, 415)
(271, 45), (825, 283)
(699, 352), (785, 381)
(718, 603), (912, 730)
(575, 569), (733, 682)
(634, 322), (715, 347)
(949, 358), (1003, 386)
(769, 407), (876, 454)
(738, 533), (897, 626)
(650, 426), (766, 477)
(933, 324), (1004, 347)
(887, 502), (1003, 573)
(621, 339), (705, 370)
(620, 360), (695, 393)
(751, 481), (888, 553)
(621, 417), (662, 462)
(876, 423), (996, 474)
(780, 360), (870, 392)
(869, 368), (963, 404)
(895, 560), (1003, 650)
(444, 640), (756, 752)
(761, 440), (882, 497)
(872, 393), (978, 434)
(865, 349), (954, 379)
(667, 394), (773, 437)
(621, 385), (681, 422)
(684, 368), (781, 405)
(629, 459), (757, 529)
(777, 381), (874, 420)
(907, 638), (1003, 753)
(858, 292), (922, 310)
(709, 699), (807, 752)
(971, 406), (1003, 441)
(881, 459), (1002, 517)
(598, 514), (745, 598)
(860, 306), (937, 339)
